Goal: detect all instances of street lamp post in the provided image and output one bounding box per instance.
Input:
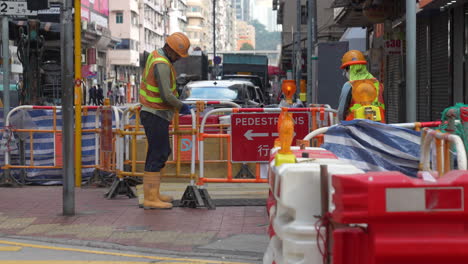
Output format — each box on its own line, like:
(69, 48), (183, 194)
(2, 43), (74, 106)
(212, 0), (216, 78)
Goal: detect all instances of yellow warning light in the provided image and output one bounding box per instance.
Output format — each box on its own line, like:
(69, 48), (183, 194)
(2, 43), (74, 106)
(352, 79), (377, 105)
(278, 110), (294, 155)
(282, 80), (296, 104)
(275, 108), (296, 166)
(351, 79), (382, 122)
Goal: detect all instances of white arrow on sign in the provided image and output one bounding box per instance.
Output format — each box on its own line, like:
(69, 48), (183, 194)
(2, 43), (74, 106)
(244, 130), (269, 140)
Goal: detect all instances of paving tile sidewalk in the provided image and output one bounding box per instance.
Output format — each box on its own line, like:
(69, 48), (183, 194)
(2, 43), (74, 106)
(0, 185), (269, 256)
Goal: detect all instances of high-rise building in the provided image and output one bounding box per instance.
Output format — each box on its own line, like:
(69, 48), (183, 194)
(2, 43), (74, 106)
(186, 0), (208, 50)
(168, 0), (188, 33)
(232, 0), (250, 21)
(109, 0), (141, 103)
(139, 0), (166, 54)
(236, 20), (255, 50)
(186, 0), (235, 53)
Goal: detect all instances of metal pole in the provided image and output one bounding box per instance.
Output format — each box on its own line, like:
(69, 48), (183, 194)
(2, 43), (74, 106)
(295, 0), (301, 96)
(2, 16), (10, 119)
(74, 0), (82, 187)
(307, 0), (317, 105)
(212, 0), (216, 78)
(406, 0), (416, 122)
(61, 0), (75, 216)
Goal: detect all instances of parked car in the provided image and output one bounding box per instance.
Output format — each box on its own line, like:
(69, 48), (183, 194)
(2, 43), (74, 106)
(179, 80), (264, 107)
(222, 74), (273, 104)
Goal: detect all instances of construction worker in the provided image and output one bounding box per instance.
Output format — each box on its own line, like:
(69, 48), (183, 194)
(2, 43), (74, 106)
(139, 32), (191, 209)
(337, 50), (386, 122)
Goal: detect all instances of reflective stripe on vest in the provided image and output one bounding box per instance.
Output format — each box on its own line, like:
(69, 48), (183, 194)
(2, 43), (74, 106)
(139, 51), (177, 108)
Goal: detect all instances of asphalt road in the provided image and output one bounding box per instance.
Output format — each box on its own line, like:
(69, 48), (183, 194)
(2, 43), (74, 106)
(0, 237), (261, 264)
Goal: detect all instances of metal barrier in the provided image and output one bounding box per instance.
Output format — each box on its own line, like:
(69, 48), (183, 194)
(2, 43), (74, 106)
(303, 121), (444, 141)
(420, 128), (467, 175)
(1, 105), (121, 185)
(115, 105), (197, 180)
(198, 107), (338, 186)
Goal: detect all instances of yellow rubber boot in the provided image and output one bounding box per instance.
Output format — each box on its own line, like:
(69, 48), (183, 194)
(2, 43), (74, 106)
(136, 182), (173, 207)
(143, 172), (173, 209)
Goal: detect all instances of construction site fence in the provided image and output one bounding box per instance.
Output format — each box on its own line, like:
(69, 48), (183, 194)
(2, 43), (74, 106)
(115, 103), (338, 185)
(0, 105), (122, 185)
(196, 106), (338, 186)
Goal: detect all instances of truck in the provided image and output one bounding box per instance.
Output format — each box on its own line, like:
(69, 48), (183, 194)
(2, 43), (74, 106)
(173, 50), (209, 93)
(221, 54), (270, 103)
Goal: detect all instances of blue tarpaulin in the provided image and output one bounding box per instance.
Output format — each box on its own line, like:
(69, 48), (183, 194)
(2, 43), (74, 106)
(0, 108), (120, 185)
(321, 120), (421, 177)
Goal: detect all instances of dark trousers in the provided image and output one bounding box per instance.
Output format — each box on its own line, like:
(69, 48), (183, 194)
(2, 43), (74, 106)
(140, 111), (171, 172)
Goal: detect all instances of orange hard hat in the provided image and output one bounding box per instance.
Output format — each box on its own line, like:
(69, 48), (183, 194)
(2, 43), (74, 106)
(341, 50), (367, 69)
(166, 32), (191, 58)
(351, 79), (377, 105)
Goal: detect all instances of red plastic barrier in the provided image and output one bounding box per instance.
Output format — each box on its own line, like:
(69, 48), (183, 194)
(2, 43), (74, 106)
(332, 171), (468, 264)
(333, 228), (368, 264)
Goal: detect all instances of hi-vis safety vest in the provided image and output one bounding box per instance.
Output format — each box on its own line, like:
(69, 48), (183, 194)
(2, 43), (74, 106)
(345, 78), (386, 123)
(139, 50), (178, 110)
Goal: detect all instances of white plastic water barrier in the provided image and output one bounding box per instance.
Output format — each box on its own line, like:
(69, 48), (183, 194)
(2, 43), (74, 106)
(264, 158), (363, 264)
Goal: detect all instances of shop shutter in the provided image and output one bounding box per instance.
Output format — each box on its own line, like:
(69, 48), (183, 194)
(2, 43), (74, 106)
(416, 15), (431, 121)
(385, 54), (401, 123)
(430, 11), (451, 120)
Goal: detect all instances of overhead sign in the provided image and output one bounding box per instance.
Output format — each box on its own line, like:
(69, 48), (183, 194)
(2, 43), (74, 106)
(231, 113), (310, 162)
(0, 1), (37, 16)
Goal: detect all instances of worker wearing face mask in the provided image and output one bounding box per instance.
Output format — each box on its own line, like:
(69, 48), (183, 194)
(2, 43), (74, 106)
(337, 50), (386, 122)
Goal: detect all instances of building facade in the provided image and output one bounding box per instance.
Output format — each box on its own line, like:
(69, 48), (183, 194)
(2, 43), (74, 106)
(333, 0), (467, 123)
(109, 0), (141, 103)
(186, 0), (208, 50)
(216, 0), (236, 51)
(232, 0), (251, 21)
(236, 20), (255, 50)
(168, 0), (187, 33)
(139, 0), (166, 54)
(274, 0), (345, 70)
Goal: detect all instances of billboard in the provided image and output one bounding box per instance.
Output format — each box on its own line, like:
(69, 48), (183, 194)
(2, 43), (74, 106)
(81, 0), (109, 28)
(82, 0), (109, 16)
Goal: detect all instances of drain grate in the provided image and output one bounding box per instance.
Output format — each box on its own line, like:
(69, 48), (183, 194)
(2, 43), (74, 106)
(173, 199), (266, 207)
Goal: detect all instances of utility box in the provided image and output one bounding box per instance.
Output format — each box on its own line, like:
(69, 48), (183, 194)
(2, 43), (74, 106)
(317, 42), (349, 109)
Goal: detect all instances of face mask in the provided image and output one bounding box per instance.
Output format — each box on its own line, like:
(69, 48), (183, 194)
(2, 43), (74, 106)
(343, 70), (350, 80)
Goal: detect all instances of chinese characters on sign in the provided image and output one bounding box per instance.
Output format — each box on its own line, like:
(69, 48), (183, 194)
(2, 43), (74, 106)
(231, 113), (310, 162)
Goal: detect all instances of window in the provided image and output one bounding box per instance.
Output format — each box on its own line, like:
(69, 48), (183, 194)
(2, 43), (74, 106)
(116, 12), (123, 24)
(131, 11), (138, 26)
(116, 39), (130, 49)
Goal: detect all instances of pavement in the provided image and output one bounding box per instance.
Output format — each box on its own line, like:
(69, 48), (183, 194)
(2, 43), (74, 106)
(0, 183), (270, 263)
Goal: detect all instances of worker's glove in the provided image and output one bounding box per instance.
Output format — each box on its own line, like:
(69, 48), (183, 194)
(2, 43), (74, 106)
(180, 104), (192, 115)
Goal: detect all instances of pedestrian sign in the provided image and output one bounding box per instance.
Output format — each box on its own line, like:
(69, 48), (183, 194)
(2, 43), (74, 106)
(231, 113), (310, 162)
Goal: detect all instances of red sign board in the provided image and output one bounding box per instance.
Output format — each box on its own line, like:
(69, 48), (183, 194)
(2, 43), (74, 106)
(231, 113), (310, 162)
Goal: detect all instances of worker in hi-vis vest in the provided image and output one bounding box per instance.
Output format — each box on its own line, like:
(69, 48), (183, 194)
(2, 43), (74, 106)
(337, 50), (386, 123)
(139, 32), (191, 209)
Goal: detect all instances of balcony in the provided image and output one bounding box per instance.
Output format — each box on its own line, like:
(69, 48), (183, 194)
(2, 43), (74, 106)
(109, 49), (140, 67)
(186, 11), (203, 19)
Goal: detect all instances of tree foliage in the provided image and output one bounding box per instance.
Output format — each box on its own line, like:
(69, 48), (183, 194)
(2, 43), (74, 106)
(250, 19), (281, 50)
(240, 43), (254, 50)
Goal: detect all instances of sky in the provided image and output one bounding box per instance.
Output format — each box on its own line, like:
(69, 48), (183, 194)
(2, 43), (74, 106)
(250, 0), (278, 32)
